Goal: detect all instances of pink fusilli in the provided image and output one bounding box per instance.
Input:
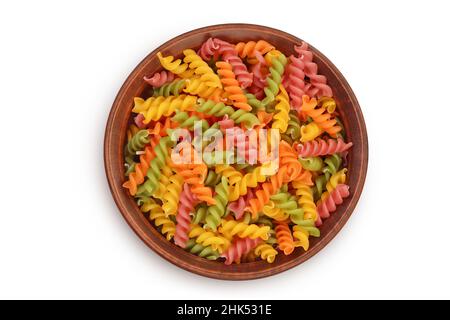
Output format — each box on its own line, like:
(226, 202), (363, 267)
(174, 184), (198, 248)
(295, 138), (353, 157)
(221, 237), (262, 265)
(316, 184), (350, 226)
(286, 50), (311, 111)
(294, 43), (333, 98)
(144, 71), (176, 88)
(134, 113), (147, 129)
(228, 188), (256, 220)
(198, 37), (220, 61)
(247, 51), (267, 98)
(225, 127), (259, 164)
(228, 196), (246, 220)
(214, 39), (253, 89)
(218, 115), (235, 132)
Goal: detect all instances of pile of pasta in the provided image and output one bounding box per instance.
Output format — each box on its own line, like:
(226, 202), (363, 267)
(123, 38), (353, 265)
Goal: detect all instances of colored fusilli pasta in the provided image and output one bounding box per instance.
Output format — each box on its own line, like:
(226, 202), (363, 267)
(122, 36), (354, 266)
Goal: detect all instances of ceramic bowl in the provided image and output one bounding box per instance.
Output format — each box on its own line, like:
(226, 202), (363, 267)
(104, 23), (368, 280)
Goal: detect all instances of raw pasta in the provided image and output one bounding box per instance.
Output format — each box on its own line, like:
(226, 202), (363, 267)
(122, 38), (353, 265)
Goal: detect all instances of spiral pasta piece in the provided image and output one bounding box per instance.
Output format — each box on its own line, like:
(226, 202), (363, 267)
(192, 204), (208, 224)
(279, 141), (312, 184)
(144, 70), (176, 87)
(219, 226), (235, 243)
(214, 165), (243, 186)
(204, 177), (229, 231)
(316, 184), (350, 225)
(220, 237), (262, 265)
(152, 79), (186, 97)
(264, 50), (282, 67)
(262, 200), (289, 221)
(133, 95), (197, 124)
(134, 113), (148, 131)
(294, 43), (333, 98)
(323, 154), (343, 177)
(124, 129), (150, 166)
(174, 184), (197, 248)
(319, 96), (337, 113)
(300, 95), (341, 137)
(170, 161), (204, 185)
(292, 225), (310, 251)
(286, 52), (309, 110)
(183, 77), (224, 102)
(125, 123), (170, 181)
(274, 192), (308, 225)
(275, 222), (295, 255)
(228, 196), (246, 220)
(161, 173), (183, 217)
(235, 40), (275, 61)
(218, 115), (235, 132)
(271, 84), (290, 133)
(298, 157), (324, 172)
(204, 170), (221, 187)
(295, 138), (353, 157)
(321, 168), (347, 199)
(247, 166), (288, 216)
(152, 164), (174, 200)
(123, 135), (160, 195)
(225, 165), (269, 202)
(140, 197), (175, 241)
(292, 180), (318, 222)
(245, 93), (265, 111)
(222, 126), (262, 164)
(184, 239), (220, 260)
(189, 225), (230, 253)
(170, 143), (216, 205)
(219, 219), (271, 240)
(136, 136), (174, 196)
(214, 38), (253, 89)
(261, 54), (287, 107)
(172, 111), (209, 131)
(247, 52), (267, 98)
(176, 168), (215, 205)
(216, 61), (251, 111)
(183, 49), (222, 88)
(271, 192), (304, 222)
(157, 52), (193, 78)
(312, 174), (327, 201)
(292, 220), (320, 251)
(300, 122), (323, 142)
(281, 111), (302, 144)
(196, 99), (260, 129)
(255, 244), (278, 263)
(198, 37), (219, 61)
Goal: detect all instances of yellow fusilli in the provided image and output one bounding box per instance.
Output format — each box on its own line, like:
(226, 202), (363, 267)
(272, 84), (290, 133)
(189, 225), (231, 253)
(255, 244), (278, 263)
(133, 95), (197, 124)
(140, 198), (175, 241)
(183, 49), (222, 88)
(219, 220), (271, 240)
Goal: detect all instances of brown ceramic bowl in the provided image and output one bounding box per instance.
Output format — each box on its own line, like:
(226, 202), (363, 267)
(104, 23), (368, 280)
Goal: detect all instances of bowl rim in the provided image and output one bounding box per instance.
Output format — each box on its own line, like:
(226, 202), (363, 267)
(104, 23), (369, 280)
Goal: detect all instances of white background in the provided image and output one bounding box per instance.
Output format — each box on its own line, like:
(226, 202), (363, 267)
(1, 0), (449, 300)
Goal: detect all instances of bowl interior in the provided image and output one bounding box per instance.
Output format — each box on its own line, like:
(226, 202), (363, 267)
(104, 24), (368, 280)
